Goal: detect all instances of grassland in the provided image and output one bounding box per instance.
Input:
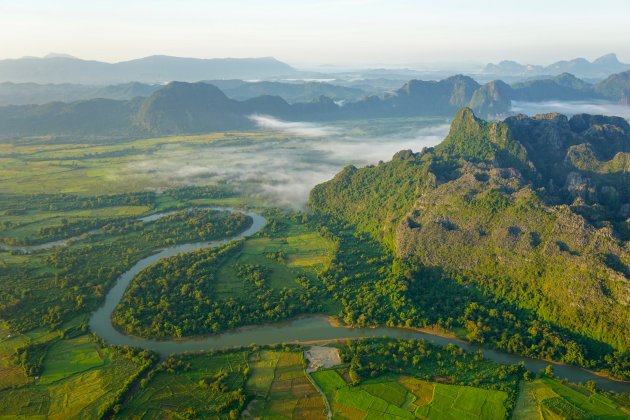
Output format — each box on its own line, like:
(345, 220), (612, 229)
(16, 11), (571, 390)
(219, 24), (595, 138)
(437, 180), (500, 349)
(38, 335), (105, 385)
(312, 368), (508, 420)
(512, 377), (629, 419)
(215, 212), (335, 299)
(245, 349), (326, 419)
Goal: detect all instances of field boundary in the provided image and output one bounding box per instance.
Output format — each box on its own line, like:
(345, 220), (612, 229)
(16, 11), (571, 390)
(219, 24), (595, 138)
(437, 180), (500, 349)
(303, 355), (332, 419)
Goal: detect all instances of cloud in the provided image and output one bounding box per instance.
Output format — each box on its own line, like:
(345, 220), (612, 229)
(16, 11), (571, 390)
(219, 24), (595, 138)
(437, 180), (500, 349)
(119, 118), (450, 208)
(511, 101), (630, 120)
(249, 115), (342, 137)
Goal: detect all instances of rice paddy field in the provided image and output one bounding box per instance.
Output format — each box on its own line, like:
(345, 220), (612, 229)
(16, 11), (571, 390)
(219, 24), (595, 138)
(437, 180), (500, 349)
(312, 369), (509, 420)
(512, 377), (630, 420)
(244, 350), (327, 419)
(0, 324), (150, 419)
(118, 351), (250, 419)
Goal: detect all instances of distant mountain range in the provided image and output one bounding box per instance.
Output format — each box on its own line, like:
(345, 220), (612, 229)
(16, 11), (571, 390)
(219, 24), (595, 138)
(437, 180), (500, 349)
(483, 53), (630, 79)
(0, 55), (297, 84)
(471, 71), (630, 115)
(0, 82), (162, 106)
(0, 70), (628, 139)
(0, 80), (368, 106)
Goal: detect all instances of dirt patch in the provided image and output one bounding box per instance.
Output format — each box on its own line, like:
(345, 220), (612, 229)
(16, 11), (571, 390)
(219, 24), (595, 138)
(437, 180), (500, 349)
(304, 346), (342, 372)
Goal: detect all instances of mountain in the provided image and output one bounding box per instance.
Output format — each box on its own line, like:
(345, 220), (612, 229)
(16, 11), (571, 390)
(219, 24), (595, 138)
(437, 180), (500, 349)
(511, 73), (596, 101)
(0, 76), (481, 138)
(135, 82), (344, 135)
(310, 108), (629, 372)
(0, 98), (142, 137)
(0, 55), (297, 84)
(0, 82), (161, 106)
(483, 54), (630, 79)
(134, 82), (248, 134)
(467, 80), (513, 116)
(483, 60), (543, 76)
(0, 80), (365, 106)
(468, 71), (630, 117)
(204, 80), (367, 103)
(1, 71), (629, 138)
(595, 70), (630, 103)
(343, 75), (481, 118)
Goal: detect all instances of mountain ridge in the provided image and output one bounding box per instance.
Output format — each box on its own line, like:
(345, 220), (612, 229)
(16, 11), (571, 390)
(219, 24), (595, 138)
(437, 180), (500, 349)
(0, 70), (629, 138)
(484, 53), (630, 79)
(0, 55), (297, 84)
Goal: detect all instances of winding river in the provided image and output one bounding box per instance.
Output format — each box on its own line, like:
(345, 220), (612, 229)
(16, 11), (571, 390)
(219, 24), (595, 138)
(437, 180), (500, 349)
(87, 208), (629, 393)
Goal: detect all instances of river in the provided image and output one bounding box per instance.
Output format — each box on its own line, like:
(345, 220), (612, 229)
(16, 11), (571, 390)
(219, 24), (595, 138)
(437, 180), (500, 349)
(87, 208), (628, 393)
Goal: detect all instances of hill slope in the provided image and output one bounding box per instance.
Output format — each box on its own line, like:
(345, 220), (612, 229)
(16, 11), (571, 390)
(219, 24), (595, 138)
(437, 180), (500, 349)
(310, 109), (629, 374)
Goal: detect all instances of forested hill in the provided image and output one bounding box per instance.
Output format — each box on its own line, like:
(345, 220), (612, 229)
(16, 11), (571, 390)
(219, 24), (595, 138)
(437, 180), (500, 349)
(310, 108), (629, 372)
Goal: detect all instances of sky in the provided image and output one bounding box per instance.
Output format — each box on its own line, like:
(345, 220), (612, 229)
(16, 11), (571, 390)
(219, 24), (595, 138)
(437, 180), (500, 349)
(1, 0), (629, 68)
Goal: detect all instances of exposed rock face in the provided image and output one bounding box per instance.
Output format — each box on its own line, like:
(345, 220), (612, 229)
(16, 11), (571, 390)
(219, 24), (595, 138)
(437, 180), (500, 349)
(503, 112), (630, 210)
(468, 80), (512, 117)
(564, 171), (595, 202)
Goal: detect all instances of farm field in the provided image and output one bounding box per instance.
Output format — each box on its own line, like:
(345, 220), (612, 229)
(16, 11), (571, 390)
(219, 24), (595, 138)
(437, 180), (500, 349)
(512, 377), (630, 420)
(312, 369), (509, 420)
(0, 328), (152, 419)
(245, 349), (327, 419)
(118, 351), (249, 419)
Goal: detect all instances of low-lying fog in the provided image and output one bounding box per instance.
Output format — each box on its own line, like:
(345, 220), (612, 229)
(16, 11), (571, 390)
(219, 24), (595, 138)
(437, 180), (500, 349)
(511, 101), (630, 120)
(120, 102), (629, 208)
(123, 116), (451, 208)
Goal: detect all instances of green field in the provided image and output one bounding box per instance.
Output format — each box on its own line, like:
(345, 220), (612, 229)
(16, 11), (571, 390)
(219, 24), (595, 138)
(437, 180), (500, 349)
(0, 132), (266, 195)
(118, 351), (249, 419)
(245, 350), (327, 419)
(39, 335), (105, 385)
(0, 327), (152, 419)
(512, 377), (629, 419)
(312, 369), (508, 420)
(215, 213), (335, 298)
(0, 205), (150, 244)
(0, 321), (30, 390)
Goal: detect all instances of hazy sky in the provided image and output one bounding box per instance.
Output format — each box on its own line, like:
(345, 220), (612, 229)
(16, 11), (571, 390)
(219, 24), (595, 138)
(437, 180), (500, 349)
(1, 0), (628, 67)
